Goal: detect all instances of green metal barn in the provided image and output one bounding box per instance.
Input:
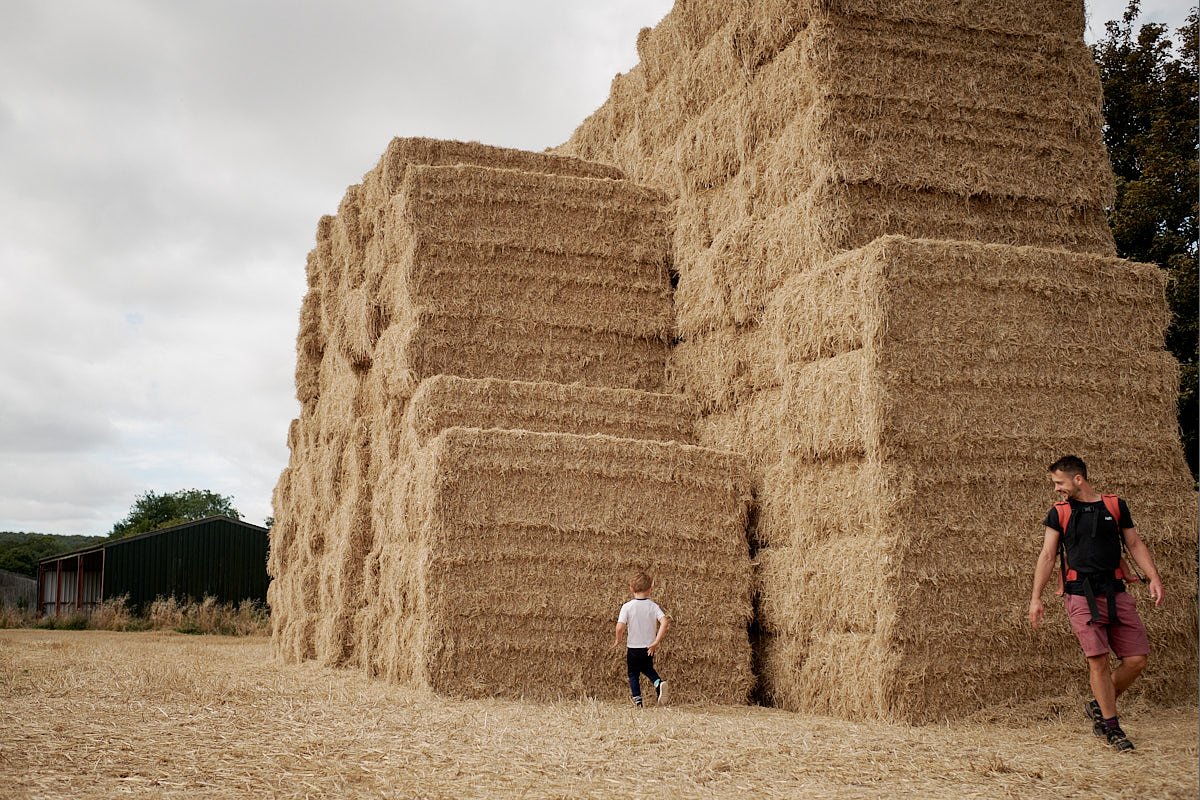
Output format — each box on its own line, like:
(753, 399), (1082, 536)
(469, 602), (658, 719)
(36, 516), (269, 616)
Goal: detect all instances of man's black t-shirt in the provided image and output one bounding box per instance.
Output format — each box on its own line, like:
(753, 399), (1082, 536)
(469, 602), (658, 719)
(1043, 497), (1135, 594)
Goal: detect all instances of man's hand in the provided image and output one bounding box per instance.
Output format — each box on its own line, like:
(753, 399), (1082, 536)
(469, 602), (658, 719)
(1028, 597), (1045, 629)
(647, 642), (659, 656)
(1148, 578), (1165, 607)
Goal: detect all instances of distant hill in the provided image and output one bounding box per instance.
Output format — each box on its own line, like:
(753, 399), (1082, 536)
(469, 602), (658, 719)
(0, 532), (105, 578)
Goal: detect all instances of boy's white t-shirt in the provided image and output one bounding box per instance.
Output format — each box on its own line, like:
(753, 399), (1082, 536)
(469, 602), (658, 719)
(618, 597), (665, 648)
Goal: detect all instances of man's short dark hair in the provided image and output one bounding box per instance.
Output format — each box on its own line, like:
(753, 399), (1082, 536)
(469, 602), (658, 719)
(1048, 454), (1088, 479)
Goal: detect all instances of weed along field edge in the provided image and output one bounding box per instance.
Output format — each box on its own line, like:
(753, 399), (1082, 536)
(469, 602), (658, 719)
(1, 630), (1195, 799)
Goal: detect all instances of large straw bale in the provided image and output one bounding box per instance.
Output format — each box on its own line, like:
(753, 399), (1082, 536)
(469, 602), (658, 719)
(776, 350), (875, 460)
(672, 92), (752, 194)
(359, 374), (707, 680)
(756, 537), (893, 638)
(752, 236), (1197, 721)
(390, 165), (669, 262)
(373, 137), (624, 191)
(673, 216), (766, 334)
(693, 387), (780, 474)
(744, 16), (1108, 206)
(267, 467), (295, 578)
(757, 456), (890, 550)
(768, 236), (1172, 372)
(322, 185), (368, 292)
(560, 2), (1117, 339)
(294, 289), (324, 405)
(762, 182), (1114, 284)
(333, 285), (382, 369)
(404, 375), (695, 446)
(658, 23), (746, 123)
(275, 135), (686, 679)
(378, 236), (671, 341)
(375, 309), (669, 397)
(759, 629), (902, 719)
(667, 324), (778, 414)
(387, 426), (752, 704)
(357, 460), (415, 679)
(304, 216), (334, 291)
(820, 0), (1084, 40)
(313, 489), (373, 669)
(311, 352), (361, 438)
(360, 162), (674, 394)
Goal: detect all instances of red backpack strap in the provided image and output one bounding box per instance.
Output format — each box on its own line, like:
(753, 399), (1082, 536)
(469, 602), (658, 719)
(1102, 494), (1141, 583)
(1055, 501), (1071, 533)
(1053, 501), (1071, 595)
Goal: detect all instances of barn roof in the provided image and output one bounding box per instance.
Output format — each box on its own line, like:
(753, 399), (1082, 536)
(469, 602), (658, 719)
(37, 515), (267, 564)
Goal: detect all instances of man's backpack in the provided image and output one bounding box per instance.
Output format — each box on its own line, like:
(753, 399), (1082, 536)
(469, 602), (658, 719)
(1053, 494), (1141, 624)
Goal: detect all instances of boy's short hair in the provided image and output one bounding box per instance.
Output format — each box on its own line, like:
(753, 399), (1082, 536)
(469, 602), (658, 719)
(629, 571), (653, 592)
(1048, 454), (1088, 479)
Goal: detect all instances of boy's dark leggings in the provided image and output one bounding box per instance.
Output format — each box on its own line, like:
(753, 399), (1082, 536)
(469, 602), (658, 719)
(626, 647), (661, 701)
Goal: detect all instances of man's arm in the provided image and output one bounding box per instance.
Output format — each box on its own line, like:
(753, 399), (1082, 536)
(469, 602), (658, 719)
(613, 621), (627, 649)
(647, 616), (669, 655)
(1122, 526), (1165, 606)
(1029, 527), (1060, 629)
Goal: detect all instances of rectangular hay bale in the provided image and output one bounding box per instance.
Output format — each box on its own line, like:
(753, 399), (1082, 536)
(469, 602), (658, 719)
(394, 427), (754, 705)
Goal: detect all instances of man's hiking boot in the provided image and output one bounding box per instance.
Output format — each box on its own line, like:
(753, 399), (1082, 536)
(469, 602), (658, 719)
(655, 680), (668, 706)
(1085, 699), (1105, 737)
(1104, 724), (1135, 752)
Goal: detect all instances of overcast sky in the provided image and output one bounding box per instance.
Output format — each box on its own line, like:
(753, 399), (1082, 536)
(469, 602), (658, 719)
(0, 1), (1192, 537)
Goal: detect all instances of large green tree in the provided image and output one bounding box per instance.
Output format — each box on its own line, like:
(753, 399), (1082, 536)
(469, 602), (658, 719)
(109, 489), (242, 539)
(1093, 2), (1198, 478)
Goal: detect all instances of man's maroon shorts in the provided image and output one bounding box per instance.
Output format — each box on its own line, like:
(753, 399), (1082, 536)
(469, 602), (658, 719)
(1064, 592), (1150, 659)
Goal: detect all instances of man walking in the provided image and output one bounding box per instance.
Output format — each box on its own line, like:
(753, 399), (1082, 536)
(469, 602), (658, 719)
(1029, 455), (1165, 751)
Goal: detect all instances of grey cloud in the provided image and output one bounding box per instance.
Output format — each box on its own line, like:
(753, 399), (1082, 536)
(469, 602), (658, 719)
(0, 0), (673, 534)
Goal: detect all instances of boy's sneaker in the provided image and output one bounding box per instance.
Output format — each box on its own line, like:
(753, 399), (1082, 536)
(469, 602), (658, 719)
(655, 680), (668, 706)
(1085, 699), (1105, 737)
(633, 696), (644, 709)
(1104, 724), (1135, 752)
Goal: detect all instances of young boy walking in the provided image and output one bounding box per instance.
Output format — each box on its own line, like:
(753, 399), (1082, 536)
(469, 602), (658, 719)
(613, 571), (670, 707)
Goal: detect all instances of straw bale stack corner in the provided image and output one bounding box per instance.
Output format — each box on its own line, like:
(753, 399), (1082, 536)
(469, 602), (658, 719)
(271, 138), (754, 704)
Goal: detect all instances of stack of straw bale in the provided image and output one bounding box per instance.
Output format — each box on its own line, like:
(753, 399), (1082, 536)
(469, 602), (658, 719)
(365, 426), (752, 703)
(270, 138), (754, 704)
(556, 0), (1198, 721)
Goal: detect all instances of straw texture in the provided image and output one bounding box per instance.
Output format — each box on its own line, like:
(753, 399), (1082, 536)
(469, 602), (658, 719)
(760, 237), (1197, 722)
(373, 427), (753, 704)
(559, 0), (1117, 355)
(556, 0), (1197, 723)
(271, 136), (753, 701)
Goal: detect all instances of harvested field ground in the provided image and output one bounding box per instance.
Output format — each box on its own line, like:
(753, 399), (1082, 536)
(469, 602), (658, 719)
(1, 630), (1196, 799)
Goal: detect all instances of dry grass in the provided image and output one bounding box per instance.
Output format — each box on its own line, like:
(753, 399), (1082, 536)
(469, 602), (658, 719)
(1, 630), (1196, 799)
(0, 597), (268, 636)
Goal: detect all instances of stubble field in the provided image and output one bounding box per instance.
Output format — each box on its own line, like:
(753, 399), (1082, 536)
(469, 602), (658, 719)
(1, 629), (1195, 799)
